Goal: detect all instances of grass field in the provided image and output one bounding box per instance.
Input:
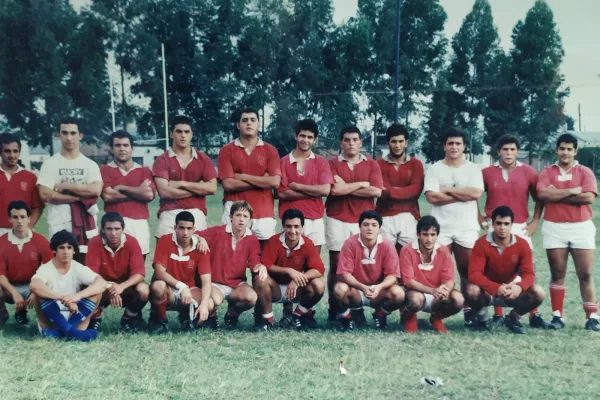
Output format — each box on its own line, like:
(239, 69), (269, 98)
(1, 188), (599, 399)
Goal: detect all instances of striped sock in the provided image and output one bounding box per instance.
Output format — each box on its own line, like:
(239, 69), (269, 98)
(337, 309), (352, 319)
(374, 307), (390, 319)
(68, 298), (97, 327)
(262, 312), (274, 324)
(293, 304), (309, 316)
(583, 302), (599, 319)
(549, 284), (566, 317)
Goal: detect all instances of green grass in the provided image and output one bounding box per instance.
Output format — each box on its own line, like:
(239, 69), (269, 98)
(1, 188), (599, 399)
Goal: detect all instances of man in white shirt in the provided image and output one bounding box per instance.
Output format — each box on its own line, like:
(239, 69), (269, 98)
(37, 117), (103, 262)
(30, 230), (107, 341)
(423, 128), (484, 326)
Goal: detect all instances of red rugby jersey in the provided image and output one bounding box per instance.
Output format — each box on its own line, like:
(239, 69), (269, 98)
(101, 162), (155, 219)
(0, 231), (52, 284)
(152, 148), (217, 217)
(375, 156), (423, 219)
(86, 234), (146, 283)
(261, 233), (325, 284)
(218, 139), (281, 219)
(399, 242), (454, 288)
(152, 234), (211, 288)
(0, 167), (44, 228)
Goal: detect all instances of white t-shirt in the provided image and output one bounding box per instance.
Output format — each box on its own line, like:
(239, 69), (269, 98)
(37, 153), (102, 226)
(423, 160), (484, 232)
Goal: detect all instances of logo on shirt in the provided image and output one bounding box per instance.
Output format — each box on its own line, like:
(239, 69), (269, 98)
(30, 252), (38, 261)
(20, 181), (28, 191)
(188, 259), (196, 269)
(511, 255), (519, 265)
(258, 156), (266, 167)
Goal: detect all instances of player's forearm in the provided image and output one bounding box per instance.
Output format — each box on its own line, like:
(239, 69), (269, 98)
(277, 189), (309, 200)
(537, 188), (573, 202)
(239, 174), (280, 189)
(39, 186), (79, 204)
(267, 265), (290, 279)
(157, 186), (193, 200)
(60, 182), (102, 198)
(331, 182), (367, 196)
(561, 192), (596, 205)
(118, 185), (155, 202)
(29, 207), (43, 228)
(77, 277), (108, 298)
(425, 191), (457, 205)
(178, 180), (217, 196)
(30, 278), (63, 300)
(221, 178), (253, 192)
(119, 274), (145, 291)
(102, 187), (131, 203)
(153, 264), (180, 288)
(0, 276), (19, 297)
(338, 274), (368, 292)
(199, 274), (212, 306)
(353, 186), (382, 198)
(293, 183), (331, 197)
(405, 280), (436, 295)
(387, 183), (423, 201)
(444, 187), (483, 202)
(379, 274), (398, 290)
(303, 269), (323, 279)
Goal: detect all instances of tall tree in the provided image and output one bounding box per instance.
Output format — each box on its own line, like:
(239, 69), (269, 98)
(422, 69), (456, 162)
(510, 0), (568, 162)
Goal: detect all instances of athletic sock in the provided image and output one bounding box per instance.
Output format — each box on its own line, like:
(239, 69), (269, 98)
(529, 308), (539, 318)
(430, 314), (447, 333)
(494, 306), (504, 317)
(40, 300), (72, 333)
(68, 329), (99, 342)
(68, 298), (98, 327)
(91, 307), (103, 319)
(262, 312), (274, 324)
(374, 307), (390, 319)
(549, 284), (566, 317)
(155, 300), (168, 320)
(401, 311), (418, 333)
(337, 309), (351, 319)
(583, 302), (599, 319)
(41, 328), (64, 339)
(293, 304), (309, 316)
(124, 308), (138, 318)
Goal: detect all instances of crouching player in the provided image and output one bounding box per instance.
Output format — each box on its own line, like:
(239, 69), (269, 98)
(86, 212), (149, 333)
(400, 216), (463, 333)
(255, 209), (325, 331)
(333, 210), (404, 331)
(466, 206), (545, 334)
(199, 201), (266, 329)
(149, 211), (213, 333)
(30, 230), (107, 341)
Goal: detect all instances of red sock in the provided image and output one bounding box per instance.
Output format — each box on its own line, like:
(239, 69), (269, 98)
(338, 309), (352, 319)
(583, 302), (599, 319)
(401, 311), (418, 333)
(155, 300), (168, 320)
(375, 307), (389, 319)
(430, 315), (448, 333)
(92, 307), (103, 319)
(494, 306), (504, 317)
(529, 308), (539, 318)
(294, 304), (309, 316)
(549, 284), (566, 317)
(262, 313), (274, 324)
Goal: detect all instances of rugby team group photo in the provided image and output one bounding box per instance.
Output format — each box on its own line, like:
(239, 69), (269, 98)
(0, 107), (597, 342)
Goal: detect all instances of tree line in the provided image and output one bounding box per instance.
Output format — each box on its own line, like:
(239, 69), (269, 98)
(0, 0), (567, 161)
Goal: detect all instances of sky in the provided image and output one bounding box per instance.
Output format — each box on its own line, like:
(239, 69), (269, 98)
(332, 0), (600, 131)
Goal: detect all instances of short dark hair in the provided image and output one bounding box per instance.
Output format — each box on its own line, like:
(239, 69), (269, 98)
(7, 200), (30, 217)
(340, 126), (361, 141)
(101, 212), (125, 229)
(0, 132), (21, 151)
(359, 210), (382, 227)
(171, 115), (193, 131)
(282, 209), (305, 227)
(238, 107), (260, 121)
(175, 211), (195, 225)
(58, 117), (80, 132)
(416, 216), (440, 235)
(109, 130), (135, 148)
(492, 206), (514, 223)
(295, 119), (319, 138)
(230, 201), (253, 218)
(496, 134), (520, 151)
(556, 133), (578, 150)
(50, 230), (79, 253)
(442, 127), (466, 145)
(386, 123), (409, 142)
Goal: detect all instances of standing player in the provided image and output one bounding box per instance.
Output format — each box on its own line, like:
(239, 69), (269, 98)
(480, 134), (547, 328)
(148, 211), (213, 333)
(254, 209), (326, 331)
(218, 108), (281, 247)
(325, 126), (383, 323)
(400, 216), (463, 333)
(152, 115), (217, 238)
(30, 230), (107, 341)
(37, 117), (103, 260)
(101, 131), (155, 258)
(333, 210), (404, 331)
(423, 128), (483, 325)
(0, 133), (44, 235)
(0, 201), (53, 327)
(375, 124), (424, 253)
(467, 206), (545, 334)
(85, 212), (149, 333)
(199, 201), (266, 329)
(537, 133), (599, 331)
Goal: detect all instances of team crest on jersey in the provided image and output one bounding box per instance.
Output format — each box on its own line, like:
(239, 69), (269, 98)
(258, 156), (266, 166)
(294, 256), (302, 266)
(188, 259), (196, 269)
(30, 252), (37, 261)
(20, 181), (28, 191)
(511, 255), (519, 264)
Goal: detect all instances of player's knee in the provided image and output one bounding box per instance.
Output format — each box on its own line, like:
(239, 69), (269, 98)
(529, 284), (545, 302)
(150, 280), (167, 298)
(465, 283), (482, 300)
(450, 291), (465, 309)
(577, 271), (593, 283)
(137, 283), (150, 302)
(388, 285), (405, 303)
(406, 291), (424, 311)
(310, 278), (325, 295)
(333, 282), (349, 300)
(550, 268), (566, 282)
(242, 290), (258, 306)
(89, 293), (102, 305)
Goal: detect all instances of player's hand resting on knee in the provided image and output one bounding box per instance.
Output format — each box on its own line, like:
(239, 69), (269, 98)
(180, 287), (193, 305)
(286, 281), (298, 300)
(288, 269), (308, 287)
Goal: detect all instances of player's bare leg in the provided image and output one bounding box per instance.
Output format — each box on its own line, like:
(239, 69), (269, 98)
(503, 285), (545, 334)
(547, 248), (569, 329)
(571, 248), (599, 330)
(429, 290), (464, 333)
(34, 293), (101, 341)
(148, 280), (171, 333)
(224, 283), (258, 329)
(253, 275), (279, 331)
(291, 277), (325, 330)
(452, 242), (473, 325)
(327, 250), (340, 321)
(332, 282), (361, 331)
(369, 284), (405, 330)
